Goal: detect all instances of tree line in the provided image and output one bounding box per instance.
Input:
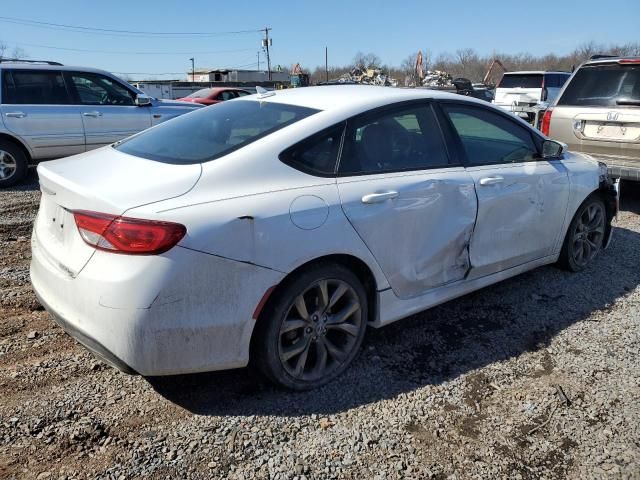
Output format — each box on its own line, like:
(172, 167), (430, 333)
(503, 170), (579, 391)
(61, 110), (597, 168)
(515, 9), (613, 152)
(308, 42), (640, 85)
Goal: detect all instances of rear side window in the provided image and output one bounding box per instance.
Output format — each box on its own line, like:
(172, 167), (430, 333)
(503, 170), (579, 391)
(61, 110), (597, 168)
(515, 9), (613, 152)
(280, 124), (344, 176)
(1, 70), (70, 105)
(339, 103), (450, 175)
(558, 64), (640, 107)
(115, 100), (319, 164)
(443, 104), (538, 165)
(498, 74), (543, 89)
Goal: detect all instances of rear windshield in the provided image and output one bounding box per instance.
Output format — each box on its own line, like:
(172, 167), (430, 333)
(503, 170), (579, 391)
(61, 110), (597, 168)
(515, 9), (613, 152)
(115, 100), (319, 164)
(187, 88), (212, 98)
(498, 74), (543, 89)
(557, 64), (640, 107)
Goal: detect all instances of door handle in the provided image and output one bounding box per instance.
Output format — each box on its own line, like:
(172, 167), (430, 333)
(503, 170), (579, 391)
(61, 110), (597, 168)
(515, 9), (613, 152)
(5, 112), (26, 118)
(479, 176), (504, 186)
(361, 191), (399, 204)
(82, 111), (103, 117)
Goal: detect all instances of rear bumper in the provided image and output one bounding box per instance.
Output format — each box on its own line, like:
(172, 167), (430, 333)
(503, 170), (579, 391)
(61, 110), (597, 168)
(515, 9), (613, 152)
(30, 234), (284, 376)
(34, 289), (137, 374)
(586, 154), (640, 181)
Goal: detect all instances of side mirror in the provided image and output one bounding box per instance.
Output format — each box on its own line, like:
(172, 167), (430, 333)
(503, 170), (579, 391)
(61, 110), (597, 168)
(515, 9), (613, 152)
(542, 139), (564, 158)
(135, 94), (152, 106)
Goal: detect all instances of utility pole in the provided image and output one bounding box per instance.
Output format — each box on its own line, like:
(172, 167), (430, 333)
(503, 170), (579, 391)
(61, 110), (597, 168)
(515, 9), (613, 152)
(189, 57), (195, 82)
(257, 50), (260, 71)
(262, 27), (272, 81)
(325, 47), (328, 82)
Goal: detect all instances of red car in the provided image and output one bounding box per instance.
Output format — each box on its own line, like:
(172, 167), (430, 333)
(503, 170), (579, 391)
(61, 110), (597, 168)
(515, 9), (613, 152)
(177, 87), (251, 105)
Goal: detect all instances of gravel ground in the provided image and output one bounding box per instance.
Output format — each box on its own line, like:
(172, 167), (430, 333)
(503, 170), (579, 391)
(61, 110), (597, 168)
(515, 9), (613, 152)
(1, 171), (639, 479)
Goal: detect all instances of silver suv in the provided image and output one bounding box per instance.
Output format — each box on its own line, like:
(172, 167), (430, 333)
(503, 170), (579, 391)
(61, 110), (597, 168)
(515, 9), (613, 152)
(0, 60), (202, 187)
(543, 56), (640, 181)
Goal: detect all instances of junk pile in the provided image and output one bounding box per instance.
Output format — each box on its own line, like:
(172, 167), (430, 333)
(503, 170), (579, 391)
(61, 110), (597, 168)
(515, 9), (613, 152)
(338, 67), (398, 87)
(421, 70), (453, 87)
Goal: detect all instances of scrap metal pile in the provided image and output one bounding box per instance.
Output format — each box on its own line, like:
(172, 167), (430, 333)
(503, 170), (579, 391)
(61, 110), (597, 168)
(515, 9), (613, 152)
(421, 70), (453, 87)
(338, 67), (398, 87)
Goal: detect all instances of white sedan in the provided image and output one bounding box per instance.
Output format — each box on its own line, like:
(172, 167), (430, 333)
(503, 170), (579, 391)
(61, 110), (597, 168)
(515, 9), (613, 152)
(30, 85), (618, 390)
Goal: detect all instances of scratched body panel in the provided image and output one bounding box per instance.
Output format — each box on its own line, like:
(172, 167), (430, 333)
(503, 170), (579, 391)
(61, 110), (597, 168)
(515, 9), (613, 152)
(337, 167), (477, 299)
(466, 160), (570, 278)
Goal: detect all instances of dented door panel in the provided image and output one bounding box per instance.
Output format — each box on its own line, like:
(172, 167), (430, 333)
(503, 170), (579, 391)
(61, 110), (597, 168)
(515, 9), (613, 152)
(337, 167), (477, 299)
(466, 160), (569, 278)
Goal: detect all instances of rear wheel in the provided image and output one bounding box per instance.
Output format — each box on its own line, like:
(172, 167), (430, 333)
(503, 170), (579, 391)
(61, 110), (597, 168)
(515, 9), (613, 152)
(0, 140), (28, 188)
(253, 264), (368, 390)
(558, 196), (606, 272)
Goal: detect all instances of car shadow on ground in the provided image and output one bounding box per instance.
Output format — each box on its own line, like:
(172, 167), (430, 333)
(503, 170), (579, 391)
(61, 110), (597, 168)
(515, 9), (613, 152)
(149, 187), (640, 416)
(5, 168), (40, 192)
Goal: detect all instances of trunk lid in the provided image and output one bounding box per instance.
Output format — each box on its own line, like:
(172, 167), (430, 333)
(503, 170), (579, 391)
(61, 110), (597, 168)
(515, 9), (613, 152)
(34, 147), (201, 277)
(550, 106), (640, 163)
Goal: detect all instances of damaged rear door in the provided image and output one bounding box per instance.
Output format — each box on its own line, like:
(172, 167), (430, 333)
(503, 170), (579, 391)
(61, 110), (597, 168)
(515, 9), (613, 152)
(337, 101), (477, 299)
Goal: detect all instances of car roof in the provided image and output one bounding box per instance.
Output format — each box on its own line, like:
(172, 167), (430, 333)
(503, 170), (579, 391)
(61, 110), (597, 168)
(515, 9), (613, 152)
(0, 62), (121, 76)
(584, 56), (640, 65)
(246, 85), (469, 112)
(502, 71), (570, 75)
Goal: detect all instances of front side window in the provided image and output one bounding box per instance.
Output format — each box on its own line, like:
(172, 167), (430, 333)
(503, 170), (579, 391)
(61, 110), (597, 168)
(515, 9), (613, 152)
(218, 91), (237, 101)
(338, 104), (450, 175)
(280, 124), (343, 176)
(557, 64), (640, 107)
(1, 70), (70, 105)
(443, 104), (538, 165)
(67, 72), (134, 106)
(115, 100), (319, 164)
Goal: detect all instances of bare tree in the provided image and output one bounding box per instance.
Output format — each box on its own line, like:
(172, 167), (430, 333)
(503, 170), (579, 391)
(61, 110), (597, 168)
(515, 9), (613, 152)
(352, 52), (382, 69)
(0, 41), (28, 60)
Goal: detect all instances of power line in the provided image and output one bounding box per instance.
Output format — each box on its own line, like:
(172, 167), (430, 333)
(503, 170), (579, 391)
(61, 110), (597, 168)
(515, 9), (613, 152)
(4, 41), (256, 56)
(0, 16), (263, 38)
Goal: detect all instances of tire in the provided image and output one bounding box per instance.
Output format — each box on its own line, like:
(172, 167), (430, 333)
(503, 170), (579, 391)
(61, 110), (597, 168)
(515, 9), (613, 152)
(558, 195), (607, 272)
(252, 263), (368, 390)
(0, 139), (28, 188)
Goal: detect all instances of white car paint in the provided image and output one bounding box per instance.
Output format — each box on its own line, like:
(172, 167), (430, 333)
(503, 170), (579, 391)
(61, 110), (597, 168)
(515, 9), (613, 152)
(31, 85), (610, 376)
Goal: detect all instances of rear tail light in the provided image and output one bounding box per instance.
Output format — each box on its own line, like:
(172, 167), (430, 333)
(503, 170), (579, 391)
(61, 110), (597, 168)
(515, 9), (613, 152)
(541, 108), (553, 136)
(618, 59), (640, 64)
(73, 210), (186, 255)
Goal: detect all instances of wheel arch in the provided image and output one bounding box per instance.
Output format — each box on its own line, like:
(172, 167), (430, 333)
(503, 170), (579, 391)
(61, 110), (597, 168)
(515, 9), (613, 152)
(0, 133), (33, 163)
(251, 253), (379, 345)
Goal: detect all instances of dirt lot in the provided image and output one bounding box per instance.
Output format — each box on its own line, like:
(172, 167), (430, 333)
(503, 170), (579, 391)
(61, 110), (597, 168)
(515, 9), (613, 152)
(1, 172), (639, 479)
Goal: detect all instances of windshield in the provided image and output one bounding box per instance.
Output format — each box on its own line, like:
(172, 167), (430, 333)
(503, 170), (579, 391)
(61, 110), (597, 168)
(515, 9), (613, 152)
(557, 64), (640, 107)
(187, 88), (213, 98)
(498, 74), (543, 89)
(115, 100), (319, 164)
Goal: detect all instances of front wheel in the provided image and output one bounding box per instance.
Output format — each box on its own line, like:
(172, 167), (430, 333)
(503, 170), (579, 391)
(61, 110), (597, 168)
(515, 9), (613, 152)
(558, 196), (607, 272)
(253, 264), (368, 390)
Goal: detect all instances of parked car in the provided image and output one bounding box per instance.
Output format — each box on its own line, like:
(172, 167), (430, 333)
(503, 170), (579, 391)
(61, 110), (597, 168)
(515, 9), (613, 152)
(493, 71), (571, 124)
(542, 56), (640, 181)
(176, 87), (252, 105)
(0, 60), (202, 187)
(31, 85), (618, 390)
(494, 71), (571, 107)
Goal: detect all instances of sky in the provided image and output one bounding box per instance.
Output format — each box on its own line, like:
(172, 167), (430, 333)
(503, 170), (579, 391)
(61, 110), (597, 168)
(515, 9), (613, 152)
(0, 0), (638, 80)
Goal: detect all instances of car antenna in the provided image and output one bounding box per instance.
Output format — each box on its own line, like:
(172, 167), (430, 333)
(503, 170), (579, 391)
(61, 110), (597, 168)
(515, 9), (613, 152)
(256, 86), (276, 99)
